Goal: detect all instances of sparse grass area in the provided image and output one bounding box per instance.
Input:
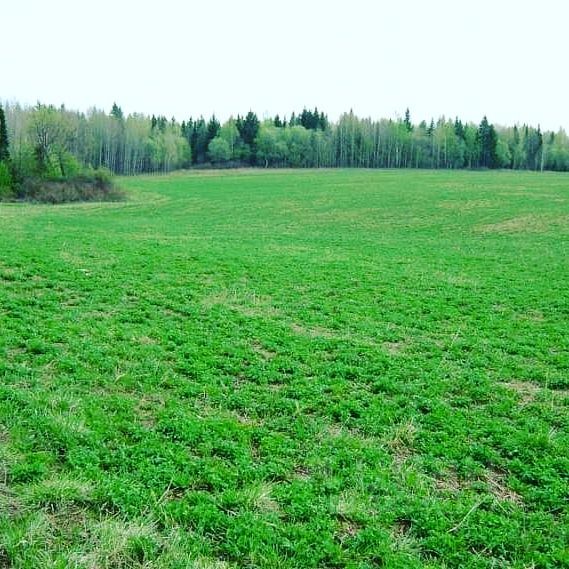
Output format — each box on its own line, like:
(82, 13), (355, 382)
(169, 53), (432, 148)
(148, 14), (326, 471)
(0, 169), (568, 568)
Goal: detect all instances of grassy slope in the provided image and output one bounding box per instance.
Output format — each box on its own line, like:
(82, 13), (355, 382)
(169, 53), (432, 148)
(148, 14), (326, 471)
(0, 169), (567, 568)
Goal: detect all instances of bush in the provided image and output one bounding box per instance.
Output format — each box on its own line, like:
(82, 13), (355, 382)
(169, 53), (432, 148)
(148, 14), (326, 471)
(11, 168), (125, 204)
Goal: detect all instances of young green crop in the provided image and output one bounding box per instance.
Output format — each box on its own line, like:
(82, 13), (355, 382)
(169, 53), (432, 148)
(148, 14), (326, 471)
(0, 169), (567, 568)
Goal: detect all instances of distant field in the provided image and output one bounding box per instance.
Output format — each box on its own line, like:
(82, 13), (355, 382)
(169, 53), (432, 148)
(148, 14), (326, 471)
(1, 169), (567, 568)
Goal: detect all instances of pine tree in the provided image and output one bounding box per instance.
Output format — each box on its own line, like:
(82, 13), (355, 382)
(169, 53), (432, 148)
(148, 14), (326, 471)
(0, 105), (9, 162)
(184, 118), (194, 143)
(238, 111), (260, 146)
(235, 112), (260, 165)
(454, 118), (465, 140)
(523, 125), (543, 170)
(190, 117), (209, 164)
(404, 108), (413, 133)
(207, 115), (221, 144)
(477, 116), (498, 168)
(110, 103), (124, 121)
(300, 108), (309, 129)
(157, 116), (167, 133)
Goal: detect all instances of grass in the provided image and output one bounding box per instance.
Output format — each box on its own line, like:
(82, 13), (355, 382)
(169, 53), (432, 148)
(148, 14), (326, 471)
(0, 168), (567, 568)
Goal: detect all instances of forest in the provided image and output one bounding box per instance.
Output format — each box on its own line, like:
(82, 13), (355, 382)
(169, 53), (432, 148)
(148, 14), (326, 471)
(1, 101), (568, 200)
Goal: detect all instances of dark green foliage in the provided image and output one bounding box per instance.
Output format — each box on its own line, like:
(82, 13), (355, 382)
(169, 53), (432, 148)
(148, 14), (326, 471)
(237, 111), (260, 146)
(12, 168), (123, 203)
(187, 116), (209, 164)
(236, 112), (260, 164)
(404, 108), (413, 133)
(0, 160), (13, 198)
(155, 115), (168, 133)
(299, 107), (326, 130)
(454, 118), (465, 140)
(0, 105), (9, 161)
(183, 115), (222, 166)
(110, 102), (124, 121)
(206, 115), (220, 143)
(477, 116), (498, 168)
(291, 108), (329, 131)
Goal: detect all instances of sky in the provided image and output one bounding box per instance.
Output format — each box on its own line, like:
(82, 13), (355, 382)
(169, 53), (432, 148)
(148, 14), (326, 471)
(2, 0), (568, 131)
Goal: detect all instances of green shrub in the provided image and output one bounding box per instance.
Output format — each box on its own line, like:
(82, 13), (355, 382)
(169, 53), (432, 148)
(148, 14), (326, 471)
(2, 148), (124, 203)
(12, 168), (125, 204)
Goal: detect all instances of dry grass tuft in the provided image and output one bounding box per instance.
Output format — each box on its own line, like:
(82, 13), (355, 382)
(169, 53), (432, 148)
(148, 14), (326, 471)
(251, 341), (277, 361)
(242, 482), (281, 514)
(433, 469), (465, 494)
(477, 214), (569, 234)
(382, 340), (408, 355)
(201, 288), (279, 319)
(503, 380), (541, 405)
(483, 469), (523, 505)
(387, 420), (417, 466)
(290, 322), (340, 340)
(336, 519), (361, 542)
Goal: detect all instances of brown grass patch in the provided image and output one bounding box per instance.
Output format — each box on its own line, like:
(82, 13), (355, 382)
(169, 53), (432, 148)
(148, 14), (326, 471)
(85, 309), (115, 319)
(229, 410), (260, 426)
(336, 520), (360, 542)
(393, 518), (413, 537)
(387, 420), (417, 466)
(477, 214), (569, 234)
(136, 394), (166, 428)
(516, 309), (545, 322)
(201, 289), (279, 319)
(483, 469), (523, 505)
(251, 342), (276, 361)
(293, 466), (311, 481)
(382, 340), (407, 355)
(242, 482), (281, 515)
(290, 323), (340, 340)
(439, 199), (495, 211)
(322, 424), (345, 439)
(503, 380), (540, 405)
(433, 469), (464, 494)
(0, 483), (23, 518)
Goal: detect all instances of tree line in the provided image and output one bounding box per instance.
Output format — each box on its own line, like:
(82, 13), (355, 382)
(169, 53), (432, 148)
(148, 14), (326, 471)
(1, 100), (568, 198)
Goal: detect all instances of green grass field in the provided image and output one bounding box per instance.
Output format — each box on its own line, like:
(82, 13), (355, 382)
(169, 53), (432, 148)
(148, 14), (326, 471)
(1, 169), (568, 568)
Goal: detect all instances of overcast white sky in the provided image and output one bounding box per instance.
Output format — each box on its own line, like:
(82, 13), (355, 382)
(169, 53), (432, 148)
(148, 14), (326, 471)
(2, 0), (568, 131)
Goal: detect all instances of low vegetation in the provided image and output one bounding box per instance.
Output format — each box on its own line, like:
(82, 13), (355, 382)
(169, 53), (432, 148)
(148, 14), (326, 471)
(2, 169), (123, 204)
(0, 170), (567, 567)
